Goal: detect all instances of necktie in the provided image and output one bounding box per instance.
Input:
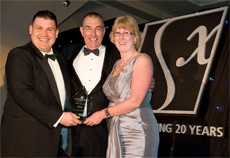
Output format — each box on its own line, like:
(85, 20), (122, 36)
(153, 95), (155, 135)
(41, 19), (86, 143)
(83, 47), (99, 56)
(45, 54), (57, 61)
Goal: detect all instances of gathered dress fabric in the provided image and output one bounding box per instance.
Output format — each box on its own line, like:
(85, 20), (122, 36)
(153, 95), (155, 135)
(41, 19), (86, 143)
(103, 54), (160, 158)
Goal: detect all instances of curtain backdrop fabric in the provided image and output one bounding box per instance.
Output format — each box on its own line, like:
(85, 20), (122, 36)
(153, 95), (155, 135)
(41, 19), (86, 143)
(157, 22), (229, 157)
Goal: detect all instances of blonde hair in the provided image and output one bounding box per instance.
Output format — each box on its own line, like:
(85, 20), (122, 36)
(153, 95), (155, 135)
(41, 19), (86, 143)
(109, 15), (142, 50)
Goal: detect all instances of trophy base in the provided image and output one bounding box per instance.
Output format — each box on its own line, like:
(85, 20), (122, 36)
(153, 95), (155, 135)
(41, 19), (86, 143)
(78, 113), (91, 123)
(79, 116), (86, 122)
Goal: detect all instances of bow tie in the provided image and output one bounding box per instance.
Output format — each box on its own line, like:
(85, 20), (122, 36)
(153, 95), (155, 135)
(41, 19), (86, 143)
(45, 54), (57, 61)
(83, 47), (99, 56)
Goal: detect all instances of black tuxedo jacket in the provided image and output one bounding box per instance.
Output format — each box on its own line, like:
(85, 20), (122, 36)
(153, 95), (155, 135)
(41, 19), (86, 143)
(63, 42), (120, 146)
(1, 42), (71, 157)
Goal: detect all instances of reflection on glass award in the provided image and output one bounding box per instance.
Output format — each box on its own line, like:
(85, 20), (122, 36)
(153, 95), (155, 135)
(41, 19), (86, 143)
(69, 87), (92, 121)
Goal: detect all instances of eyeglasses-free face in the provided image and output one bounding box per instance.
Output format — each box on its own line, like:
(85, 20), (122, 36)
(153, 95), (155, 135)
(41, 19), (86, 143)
(80, 16), (105, 50)
(114, 31), (133, 38)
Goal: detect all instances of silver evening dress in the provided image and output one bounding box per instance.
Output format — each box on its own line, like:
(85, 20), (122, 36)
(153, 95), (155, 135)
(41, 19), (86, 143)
(103, 54), (160, 158)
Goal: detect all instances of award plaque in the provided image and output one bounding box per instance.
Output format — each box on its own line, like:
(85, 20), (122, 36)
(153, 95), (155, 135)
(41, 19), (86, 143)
(69, 87), (92, 121)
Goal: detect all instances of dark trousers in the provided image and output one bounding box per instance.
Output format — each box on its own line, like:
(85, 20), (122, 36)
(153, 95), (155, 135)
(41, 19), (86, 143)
(71, 123), (108, 157)
(57, 135), (69, 158)
(72, 143), (107, 157)
(57, 148), (69, 158)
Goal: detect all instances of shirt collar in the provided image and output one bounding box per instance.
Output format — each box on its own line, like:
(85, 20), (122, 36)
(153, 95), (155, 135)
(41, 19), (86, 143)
(40, 48), (54, 56)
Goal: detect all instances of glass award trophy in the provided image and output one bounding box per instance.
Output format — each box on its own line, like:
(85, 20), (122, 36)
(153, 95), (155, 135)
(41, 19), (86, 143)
(69, 87), (92, 121)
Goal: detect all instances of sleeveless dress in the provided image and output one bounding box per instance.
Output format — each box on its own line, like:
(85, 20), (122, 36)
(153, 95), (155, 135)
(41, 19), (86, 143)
(103, 54), (160, 158)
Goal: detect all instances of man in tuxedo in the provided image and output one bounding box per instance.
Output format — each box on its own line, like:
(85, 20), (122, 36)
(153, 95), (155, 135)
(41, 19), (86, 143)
(63, 12), (120, 157)
(1, 10), (81, 157)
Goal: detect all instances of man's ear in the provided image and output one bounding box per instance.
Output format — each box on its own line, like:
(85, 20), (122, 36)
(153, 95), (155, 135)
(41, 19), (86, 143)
(29, 25), (32, 35)
(56, 29), (59, 38)
(80, 27), (84, 37)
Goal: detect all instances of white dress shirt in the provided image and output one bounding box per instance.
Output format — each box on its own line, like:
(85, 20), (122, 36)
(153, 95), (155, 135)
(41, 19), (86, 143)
(73, 45), (106, 94)
(41, 50), (66, 127)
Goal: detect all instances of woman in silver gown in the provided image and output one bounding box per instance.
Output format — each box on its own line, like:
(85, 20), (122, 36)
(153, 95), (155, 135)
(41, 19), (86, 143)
(84, 15), (159, 158)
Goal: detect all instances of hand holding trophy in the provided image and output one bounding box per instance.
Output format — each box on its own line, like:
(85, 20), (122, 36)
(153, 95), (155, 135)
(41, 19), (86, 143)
(69, 87), (92, 122)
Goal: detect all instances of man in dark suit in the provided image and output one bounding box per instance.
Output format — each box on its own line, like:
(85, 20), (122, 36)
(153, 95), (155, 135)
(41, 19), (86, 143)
(63, 12), (120, 157)
(1, 10), (81, 157)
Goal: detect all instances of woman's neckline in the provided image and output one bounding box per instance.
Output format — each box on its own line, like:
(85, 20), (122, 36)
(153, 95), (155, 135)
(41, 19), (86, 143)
(111, 52), (141, 77)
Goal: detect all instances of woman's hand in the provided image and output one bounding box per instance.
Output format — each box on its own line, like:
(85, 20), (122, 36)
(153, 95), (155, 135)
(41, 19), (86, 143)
(83, 110), (105, 126)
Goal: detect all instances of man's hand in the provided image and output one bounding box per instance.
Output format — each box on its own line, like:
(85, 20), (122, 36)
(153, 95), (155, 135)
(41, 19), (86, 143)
(59, 112), (82, 126)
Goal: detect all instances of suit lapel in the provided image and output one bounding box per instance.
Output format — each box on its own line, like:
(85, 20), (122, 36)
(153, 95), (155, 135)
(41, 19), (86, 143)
(68, 45), (85, 92)
(29, 43), (62, 106)
(38, 57), (62, 105)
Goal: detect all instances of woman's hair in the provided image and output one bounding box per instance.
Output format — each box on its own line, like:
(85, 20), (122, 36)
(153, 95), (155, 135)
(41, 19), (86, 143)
(109, 15), (142, 50)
